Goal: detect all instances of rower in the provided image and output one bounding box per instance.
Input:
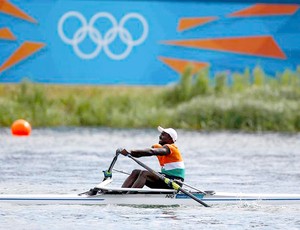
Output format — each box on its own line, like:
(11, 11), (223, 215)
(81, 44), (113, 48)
(119, 126), (185, 189)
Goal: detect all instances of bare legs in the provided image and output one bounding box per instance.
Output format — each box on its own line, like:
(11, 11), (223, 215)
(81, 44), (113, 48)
(122, 169), (141, 188)
(122, 169), (159, 188)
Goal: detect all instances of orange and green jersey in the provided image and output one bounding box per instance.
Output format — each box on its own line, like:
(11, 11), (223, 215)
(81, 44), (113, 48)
(152, 143), (185, 179)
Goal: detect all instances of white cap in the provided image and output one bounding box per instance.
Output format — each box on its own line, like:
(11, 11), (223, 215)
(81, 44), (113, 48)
(157, 126), (178, 142)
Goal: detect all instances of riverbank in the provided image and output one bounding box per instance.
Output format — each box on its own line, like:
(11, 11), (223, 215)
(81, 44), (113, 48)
(1, 67), (299, 132)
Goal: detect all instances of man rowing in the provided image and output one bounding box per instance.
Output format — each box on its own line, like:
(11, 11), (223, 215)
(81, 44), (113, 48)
(119, 126), (185, 189)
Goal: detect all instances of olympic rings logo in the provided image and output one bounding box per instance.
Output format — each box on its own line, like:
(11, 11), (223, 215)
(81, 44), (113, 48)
(57, 11), (148, 60)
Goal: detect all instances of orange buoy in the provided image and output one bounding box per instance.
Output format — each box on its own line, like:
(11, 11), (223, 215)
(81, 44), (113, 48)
(11, 119), (32, 136)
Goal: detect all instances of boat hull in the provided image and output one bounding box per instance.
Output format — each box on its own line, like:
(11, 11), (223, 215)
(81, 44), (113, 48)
(1, 192), (300, 206)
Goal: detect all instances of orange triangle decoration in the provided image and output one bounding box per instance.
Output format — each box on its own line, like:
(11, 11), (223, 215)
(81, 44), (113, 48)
(0, 41), (45, 73)
(229, 4), (299, 17)
(159, 56), (209, 75)
(0, 27), (16, 40)
(0, 0), (37, 23)
(162, 36), (286, 59)
(177, 17), (218, 32)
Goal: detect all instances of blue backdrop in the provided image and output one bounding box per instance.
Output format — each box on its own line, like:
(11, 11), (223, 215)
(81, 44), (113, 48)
(0, 0), (299, 85)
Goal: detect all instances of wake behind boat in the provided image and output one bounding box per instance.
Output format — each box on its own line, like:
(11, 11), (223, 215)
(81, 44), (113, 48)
(1, 152), (300, 206)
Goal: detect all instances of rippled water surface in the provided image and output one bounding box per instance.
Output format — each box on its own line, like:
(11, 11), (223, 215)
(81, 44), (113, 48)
(1, 128), (300, 229)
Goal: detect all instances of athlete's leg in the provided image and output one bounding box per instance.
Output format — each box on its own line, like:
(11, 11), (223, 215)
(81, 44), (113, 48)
(121, 169), (141, 188)
(131, 170), (159, 188)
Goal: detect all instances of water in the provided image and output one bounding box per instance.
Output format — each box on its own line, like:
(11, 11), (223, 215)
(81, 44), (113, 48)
(1, 128), (300, 229)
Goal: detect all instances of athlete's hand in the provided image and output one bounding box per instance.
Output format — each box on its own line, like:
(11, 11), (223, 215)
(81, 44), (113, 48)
(116, 148), (130, 156)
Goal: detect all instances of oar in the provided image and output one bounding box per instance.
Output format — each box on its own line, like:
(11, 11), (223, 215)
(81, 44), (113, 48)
(102, 151), (120, 180)
(79, 152), (120, 196)
(126, 154), (210, 207)
(174, 180), (207, 194)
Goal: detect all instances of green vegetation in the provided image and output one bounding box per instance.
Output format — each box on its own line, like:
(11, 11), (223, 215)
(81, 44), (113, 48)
(0, 66), (300, 132)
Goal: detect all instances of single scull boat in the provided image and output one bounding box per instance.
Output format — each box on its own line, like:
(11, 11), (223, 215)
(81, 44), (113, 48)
(1, 179), (300, 206)
(1, 152), (299, 206)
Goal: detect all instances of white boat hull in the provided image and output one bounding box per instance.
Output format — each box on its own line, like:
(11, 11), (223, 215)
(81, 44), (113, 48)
(1, 192), (300, 206)
(3, 155), (299, 206)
